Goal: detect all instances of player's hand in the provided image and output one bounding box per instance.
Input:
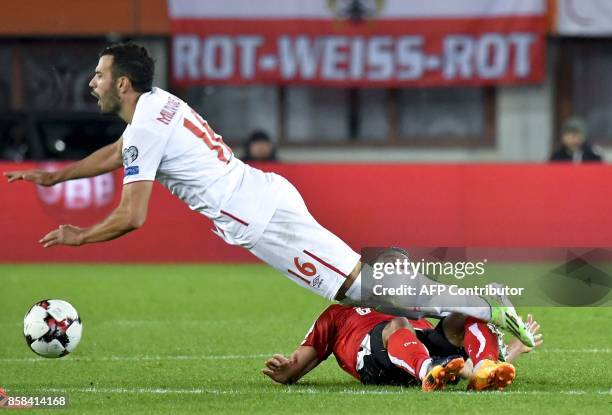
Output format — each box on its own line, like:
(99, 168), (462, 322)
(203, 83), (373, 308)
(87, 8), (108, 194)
(4, 169), (58, 186)
(508, 314), (543, 355)
(262, 354), (296, 384)
(39, 225), (85, 248)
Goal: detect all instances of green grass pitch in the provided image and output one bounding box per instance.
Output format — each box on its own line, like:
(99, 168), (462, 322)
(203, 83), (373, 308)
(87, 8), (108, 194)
(0, 264), (610, 414)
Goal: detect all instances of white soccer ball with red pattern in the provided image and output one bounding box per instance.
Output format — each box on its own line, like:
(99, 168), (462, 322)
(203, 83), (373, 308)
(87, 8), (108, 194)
(23, 299), (83, 358)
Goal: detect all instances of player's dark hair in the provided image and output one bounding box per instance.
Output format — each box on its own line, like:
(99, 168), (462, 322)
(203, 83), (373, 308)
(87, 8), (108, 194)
(99, 43), (154, 93)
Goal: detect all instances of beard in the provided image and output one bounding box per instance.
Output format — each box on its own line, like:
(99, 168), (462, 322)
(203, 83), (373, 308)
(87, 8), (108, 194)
(94, 88), (121, 115)
(102, 88), (121, 114)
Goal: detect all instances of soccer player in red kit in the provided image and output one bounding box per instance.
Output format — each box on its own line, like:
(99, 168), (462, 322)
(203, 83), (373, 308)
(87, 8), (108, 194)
(263, 305), (542, 391)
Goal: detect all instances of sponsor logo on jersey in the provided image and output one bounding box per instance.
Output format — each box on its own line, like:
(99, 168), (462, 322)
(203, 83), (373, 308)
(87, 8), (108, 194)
(123, 146), (139, 166)
(311, 275), (323, 289)
(125, 166), (140, 176)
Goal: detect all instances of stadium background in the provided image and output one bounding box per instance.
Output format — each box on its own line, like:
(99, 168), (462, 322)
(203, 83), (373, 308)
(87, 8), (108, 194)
(2, 0), (612, 259)
(0, 1), (611, 414)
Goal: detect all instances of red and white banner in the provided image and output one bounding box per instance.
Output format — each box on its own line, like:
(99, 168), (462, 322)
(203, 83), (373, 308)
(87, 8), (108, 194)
(169, 0), (547, 87)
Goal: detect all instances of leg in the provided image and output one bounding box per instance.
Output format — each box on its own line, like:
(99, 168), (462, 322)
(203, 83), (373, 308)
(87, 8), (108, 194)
(249, 179), (360, 301)
(340, 249), (535, 348)
(341, 258), (492, 319)
(463, 317), (516, 391)
(382, 318), (432, 381)
(381, 317), (416, 347)
(381, 317), (464, 391)
(464, 317), (502, 363)
(441, 313), (467, 348)
(413, 315), (515, 390)
(249, 182), (533, 348)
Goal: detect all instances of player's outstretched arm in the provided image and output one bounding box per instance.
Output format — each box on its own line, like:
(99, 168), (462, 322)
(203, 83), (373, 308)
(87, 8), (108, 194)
(262, 347), (320, 385)
(39, 180), (153, 247)
(4, 137), (124, 186)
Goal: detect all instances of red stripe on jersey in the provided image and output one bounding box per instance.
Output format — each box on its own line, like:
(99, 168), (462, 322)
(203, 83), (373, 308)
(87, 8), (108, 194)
(303, 250), (347, 279)
(220, 210), (249, 226)
(288, 269), (310, 285)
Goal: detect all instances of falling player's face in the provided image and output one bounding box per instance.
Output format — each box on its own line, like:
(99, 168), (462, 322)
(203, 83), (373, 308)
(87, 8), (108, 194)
(89, 55), (121, 114)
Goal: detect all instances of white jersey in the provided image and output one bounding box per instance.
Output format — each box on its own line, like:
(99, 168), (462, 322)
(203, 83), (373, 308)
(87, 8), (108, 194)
(121, 87), (283, 248)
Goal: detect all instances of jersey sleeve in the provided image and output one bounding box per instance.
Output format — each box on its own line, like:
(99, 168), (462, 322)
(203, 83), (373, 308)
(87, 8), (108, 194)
(122, 126), (169, 184)
(300, 307), (336, 361)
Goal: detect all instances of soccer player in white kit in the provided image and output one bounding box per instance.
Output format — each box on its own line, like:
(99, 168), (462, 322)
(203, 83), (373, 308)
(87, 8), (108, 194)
(4, 43), (534, 347)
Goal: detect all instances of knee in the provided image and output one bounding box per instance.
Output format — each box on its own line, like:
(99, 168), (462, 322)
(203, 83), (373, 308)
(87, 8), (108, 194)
(389, 317), (414, 332)
(442, 313), (466, 347)
(382, 317), (415, 346)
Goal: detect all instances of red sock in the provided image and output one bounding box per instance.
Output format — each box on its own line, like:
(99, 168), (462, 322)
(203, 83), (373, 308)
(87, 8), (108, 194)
(387, 328), (431, 380)
(463, 317), (500, 365)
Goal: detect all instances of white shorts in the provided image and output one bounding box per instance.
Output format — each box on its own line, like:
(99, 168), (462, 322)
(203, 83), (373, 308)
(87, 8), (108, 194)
(249, 180), (361, 300)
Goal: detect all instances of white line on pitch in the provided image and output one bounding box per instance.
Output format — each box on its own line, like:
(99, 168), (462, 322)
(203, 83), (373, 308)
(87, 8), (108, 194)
(0, 354), (270, 363)
(22, 387), (612, 396)
(106, 320), (278, 326)
(538, 349), (611, 353)
(0, 318), (292, 328)
(3, 348), (611, 363)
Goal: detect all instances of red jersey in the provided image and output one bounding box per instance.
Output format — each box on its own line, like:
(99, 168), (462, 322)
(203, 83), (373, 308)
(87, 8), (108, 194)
(301, 304), (433, 379)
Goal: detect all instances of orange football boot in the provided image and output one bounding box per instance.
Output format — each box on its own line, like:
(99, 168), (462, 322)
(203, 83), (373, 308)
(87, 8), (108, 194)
(422, 356), (465, 392)
(468, 359), (516, 391)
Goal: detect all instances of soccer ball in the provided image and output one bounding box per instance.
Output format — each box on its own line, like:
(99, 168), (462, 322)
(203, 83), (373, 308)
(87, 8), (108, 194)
(23, 299), (83, 358)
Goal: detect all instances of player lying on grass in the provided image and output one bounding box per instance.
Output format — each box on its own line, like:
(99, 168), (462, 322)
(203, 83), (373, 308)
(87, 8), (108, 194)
(4, 42), (534, 347)
(263, 305), (542, 391)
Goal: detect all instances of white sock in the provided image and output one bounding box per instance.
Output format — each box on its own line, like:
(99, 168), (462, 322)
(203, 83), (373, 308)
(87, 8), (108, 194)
(473, 359), (489, 373)
(419, 358), (433, 380)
